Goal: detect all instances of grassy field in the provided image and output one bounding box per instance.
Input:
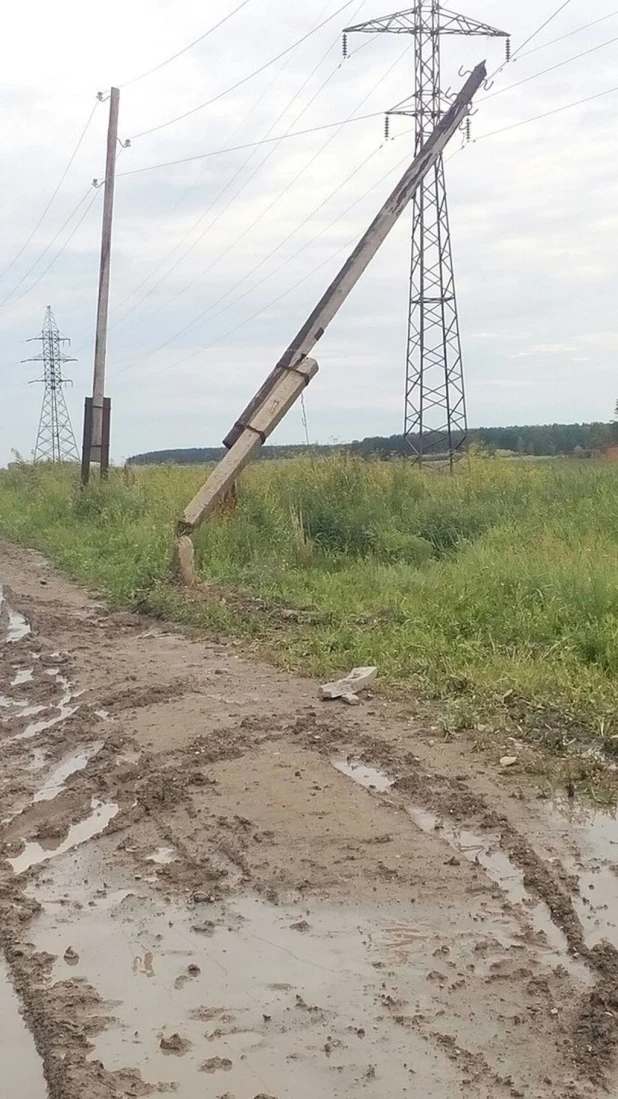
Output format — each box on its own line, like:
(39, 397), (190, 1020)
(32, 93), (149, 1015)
(2, 455), (618, 753)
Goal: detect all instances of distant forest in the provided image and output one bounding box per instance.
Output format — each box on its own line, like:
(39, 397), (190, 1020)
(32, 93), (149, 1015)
(127, 422), (618, 465)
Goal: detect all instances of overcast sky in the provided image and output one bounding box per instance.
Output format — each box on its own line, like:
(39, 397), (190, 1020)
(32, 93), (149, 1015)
(0, 0), (617, 464)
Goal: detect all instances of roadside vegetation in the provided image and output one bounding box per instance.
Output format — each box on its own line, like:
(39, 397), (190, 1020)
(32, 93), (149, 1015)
(2, 454), (618, 752)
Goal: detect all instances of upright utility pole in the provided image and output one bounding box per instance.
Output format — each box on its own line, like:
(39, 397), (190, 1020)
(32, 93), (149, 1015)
(82, 86), (119, 483)
(23, 307), (79, 463)
(344, 4), (508, 466)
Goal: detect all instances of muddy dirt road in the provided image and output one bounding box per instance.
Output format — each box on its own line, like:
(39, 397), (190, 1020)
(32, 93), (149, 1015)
(2, 540), (618, 1098)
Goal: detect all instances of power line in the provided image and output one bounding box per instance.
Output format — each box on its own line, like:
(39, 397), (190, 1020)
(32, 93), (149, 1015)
(516, 10), (618, 58)
(512, 0), (574, 60)
(1, 187), (96, 307)
(116, 81), (618, 389)
(475, 83), (618, 143)
(110, 142), (382, 380)
(118, 111), (385, 177)
(111, 44), (410, 365)
(0, 98), (100, 283)
(115, 141), (412, 385)
(5, 189), (102, 307)
(121, 0), (254, 87)
(110, 0), (366, 334)
(482, 33), (618, 103)
(120, 29), (618, 179)
(108, 53), (303, 326)
(130, 0), (359, 139)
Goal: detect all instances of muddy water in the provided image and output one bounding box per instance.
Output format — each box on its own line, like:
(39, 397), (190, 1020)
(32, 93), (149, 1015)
(333, 758), (590, 980)
(10, 694), (79, 742)
(1, 586), (32, 642)
(406, 805), (576, 959)
(30, 849), (513, 1099)
(332, 758), (395, 792)
(546, 801), (618, 949)
(33, 742), (104, 802)
(11, 668), (34, 686)
(0, 958), (47, 1097)
(9, 799), (119, 873)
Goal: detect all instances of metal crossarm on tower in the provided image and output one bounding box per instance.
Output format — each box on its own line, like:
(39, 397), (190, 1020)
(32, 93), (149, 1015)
(22, 306), (79, 463)
(344, 3), (508, 465)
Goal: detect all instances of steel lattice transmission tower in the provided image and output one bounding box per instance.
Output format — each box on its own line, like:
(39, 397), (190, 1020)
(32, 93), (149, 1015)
(344, 4), (508, 464)
(23, 307), (80, 463)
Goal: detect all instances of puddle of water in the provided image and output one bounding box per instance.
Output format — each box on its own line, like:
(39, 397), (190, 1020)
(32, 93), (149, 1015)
(11, 668), (34, 686)
(0, 957), (47, 1098)
(406, 805), (585, 974)
(30, 859), (499, 1099)
(7, 610), (31, 643)
(332, 759), (588, 978)
(11, 695), (79, 742)
(545, 802), (618, 950)
(33, 742), (104, 802)
(146, 846), (177, 865)
(332, 758), (394, 793)
(9, 798), (119, 873)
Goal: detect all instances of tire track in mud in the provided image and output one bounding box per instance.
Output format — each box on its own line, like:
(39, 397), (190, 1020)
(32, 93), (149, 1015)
(1, 546), (616, 1097)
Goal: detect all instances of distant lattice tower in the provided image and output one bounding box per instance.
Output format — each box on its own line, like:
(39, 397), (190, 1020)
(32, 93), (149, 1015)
(343, 4), (509, 466)
(23, 306), (79, 463)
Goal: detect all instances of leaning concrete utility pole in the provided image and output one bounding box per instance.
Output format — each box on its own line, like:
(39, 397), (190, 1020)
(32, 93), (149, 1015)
(175, 63), (486, 584)
(82, 86), (120, 484)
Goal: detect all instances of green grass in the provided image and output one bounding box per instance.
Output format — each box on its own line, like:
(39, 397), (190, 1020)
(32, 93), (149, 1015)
(2, 454), (618, 750)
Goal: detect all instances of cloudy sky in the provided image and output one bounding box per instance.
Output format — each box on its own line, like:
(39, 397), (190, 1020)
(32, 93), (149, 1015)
(0, 0), (617, 464)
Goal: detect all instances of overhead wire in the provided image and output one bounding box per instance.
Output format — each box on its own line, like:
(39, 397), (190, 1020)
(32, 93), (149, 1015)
(1, 187), (98, 307)
(515, 10), (618, 59)
(112, 16), (374, 324)
(118, 44), (404, 343)
(130, 0), (359, 139)
(118, 23), (618, 180)
(511, 0), (574, 60)
(3, 190), (102, 308)
(110, 0), (366, 333)
(474, 83), (618, 143)
(120, 0), (254, 87)
(110, 42), (410, 369)
(109, 141), (382, 379)
(117, 111), (386, 177)
(481, 32), (618, 104)
(0, 97), (100, 285)
(116, 79), (618, 388)
(117, 152), (406, 386)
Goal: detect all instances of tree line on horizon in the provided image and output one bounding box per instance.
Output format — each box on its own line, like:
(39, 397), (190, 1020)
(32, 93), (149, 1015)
(127, 421), (618, 466)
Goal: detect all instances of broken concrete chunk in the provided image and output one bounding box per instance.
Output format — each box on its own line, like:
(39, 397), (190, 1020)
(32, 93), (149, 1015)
(500, 755), (518, 768)
(319, 666), (377, 704)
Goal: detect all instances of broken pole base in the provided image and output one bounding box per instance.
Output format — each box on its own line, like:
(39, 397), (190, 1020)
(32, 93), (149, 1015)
(175, 533), (196, 587)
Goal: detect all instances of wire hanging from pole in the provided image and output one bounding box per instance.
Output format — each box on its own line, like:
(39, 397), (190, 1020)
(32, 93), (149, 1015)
(0, 97), (100, 284)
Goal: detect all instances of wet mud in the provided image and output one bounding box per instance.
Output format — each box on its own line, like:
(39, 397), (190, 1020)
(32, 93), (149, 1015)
(1, 540), (617, 1097)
